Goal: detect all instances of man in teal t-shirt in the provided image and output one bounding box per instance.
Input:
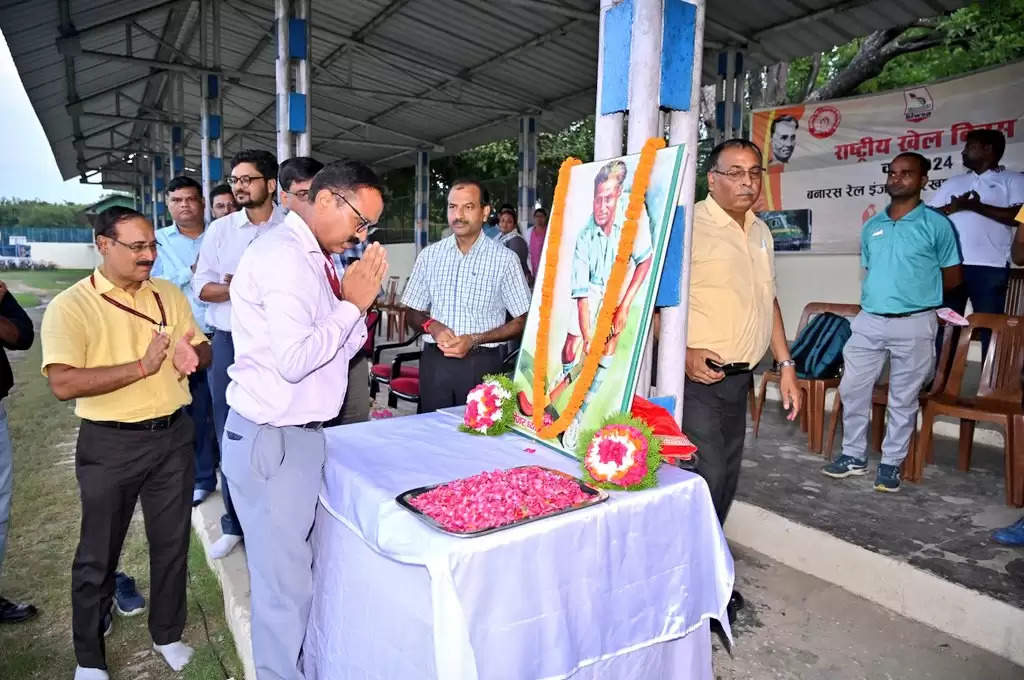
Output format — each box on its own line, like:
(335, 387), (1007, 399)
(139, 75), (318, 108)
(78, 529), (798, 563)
(823, 152), (962, 492)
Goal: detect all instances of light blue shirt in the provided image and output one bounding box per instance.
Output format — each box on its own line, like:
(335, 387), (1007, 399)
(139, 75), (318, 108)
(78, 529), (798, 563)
(152, 224), (210, 332)
(402, 232), (532, 347)
(860, 202), (961, 315)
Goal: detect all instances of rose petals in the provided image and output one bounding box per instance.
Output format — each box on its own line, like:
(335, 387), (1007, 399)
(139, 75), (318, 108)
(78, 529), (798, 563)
(407, 467), (589, 533)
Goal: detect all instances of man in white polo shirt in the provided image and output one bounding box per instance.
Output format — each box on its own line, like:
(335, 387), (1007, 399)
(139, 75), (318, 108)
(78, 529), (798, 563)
(930, 129), (1024, 353)
(193, 149), (285, 559)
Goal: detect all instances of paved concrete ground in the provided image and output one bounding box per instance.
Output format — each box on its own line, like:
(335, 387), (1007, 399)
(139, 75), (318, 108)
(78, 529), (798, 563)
(712, 546), (1024, 680)
(743, 406), (1024, 610)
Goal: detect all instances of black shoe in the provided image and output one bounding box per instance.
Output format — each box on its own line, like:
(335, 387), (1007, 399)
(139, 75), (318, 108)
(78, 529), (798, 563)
(0, 596), (38, 624)
(728, 589), (745, 624)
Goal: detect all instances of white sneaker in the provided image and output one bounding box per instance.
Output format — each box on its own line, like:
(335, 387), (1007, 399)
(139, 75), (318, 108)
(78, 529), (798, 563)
(209, 534), (242, 560)
(74, 667), (109, 680)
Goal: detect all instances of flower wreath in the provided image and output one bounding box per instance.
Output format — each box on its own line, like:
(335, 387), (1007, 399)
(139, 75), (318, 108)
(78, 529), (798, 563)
(576, 413), (660, 491)
(460, 374), (516, 436)
(532, 137), (666, 440)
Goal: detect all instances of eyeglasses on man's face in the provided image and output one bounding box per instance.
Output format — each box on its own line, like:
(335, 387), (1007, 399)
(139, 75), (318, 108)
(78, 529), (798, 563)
(284, 188), (310, 201)
(332, 192), (376, 233)
(712, 167), (766, 181)
(103, 236), (158, 254)
(226, 175), (266, 187)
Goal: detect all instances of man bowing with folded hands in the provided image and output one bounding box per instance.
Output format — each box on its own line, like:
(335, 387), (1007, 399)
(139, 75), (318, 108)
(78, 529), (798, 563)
(220, 160), (387, 679)
(41, 206), (211, 680)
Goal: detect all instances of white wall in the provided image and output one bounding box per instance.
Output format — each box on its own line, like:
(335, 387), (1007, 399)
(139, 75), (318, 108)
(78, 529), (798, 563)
(775, 253), (864, 335)
(383, 242), (417, 289)
(28, 242), (101, 269)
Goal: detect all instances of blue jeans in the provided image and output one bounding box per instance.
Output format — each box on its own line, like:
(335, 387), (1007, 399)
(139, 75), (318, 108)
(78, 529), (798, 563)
(187, 368), (219, 492)
(0, 405), (11, 577)
(210, 330), (243, 537)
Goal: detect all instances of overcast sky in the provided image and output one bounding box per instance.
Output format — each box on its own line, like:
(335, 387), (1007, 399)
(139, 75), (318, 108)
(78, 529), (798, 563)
(0, 30), (108, 204)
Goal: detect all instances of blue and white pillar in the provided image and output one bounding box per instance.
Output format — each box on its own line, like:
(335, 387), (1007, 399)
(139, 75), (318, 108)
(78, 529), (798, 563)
(293, 0), (311, 156)
(517, 116), (538, 233)
(275, 0), (292, 162)
(414, 150), (430, 253)
(714, 49), (743, 144)
(593, 0), (705, 417)
(200, 0), (224, 222)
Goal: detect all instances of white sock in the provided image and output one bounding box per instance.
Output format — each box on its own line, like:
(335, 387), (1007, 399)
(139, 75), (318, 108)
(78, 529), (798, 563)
(209, 533), (242, 560)
(74, 667), (109, 680)
(153, 641), (194, 672)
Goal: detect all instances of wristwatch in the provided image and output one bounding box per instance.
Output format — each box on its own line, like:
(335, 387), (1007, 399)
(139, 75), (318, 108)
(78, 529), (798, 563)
(778, 359), (797, 369)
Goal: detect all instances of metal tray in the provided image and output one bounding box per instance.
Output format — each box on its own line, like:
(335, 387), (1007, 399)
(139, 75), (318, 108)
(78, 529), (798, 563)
(395, 466), (609, 538)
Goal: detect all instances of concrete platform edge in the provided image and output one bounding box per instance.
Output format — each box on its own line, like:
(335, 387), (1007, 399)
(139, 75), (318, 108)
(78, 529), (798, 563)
(725, 500), (1024, 667)
(191, 492), (256, 680)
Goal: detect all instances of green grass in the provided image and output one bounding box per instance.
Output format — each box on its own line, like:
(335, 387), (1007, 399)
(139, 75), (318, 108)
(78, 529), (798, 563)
(0, 269), (92, 295)
(11, 293), (40, 308)
(0, 320), (243, 679)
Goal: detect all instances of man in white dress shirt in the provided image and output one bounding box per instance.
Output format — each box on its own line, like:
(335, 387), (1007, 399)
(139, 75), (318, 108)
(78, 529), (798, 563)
(221, 160), (387, 680)
(193, 149), (285, 559)
(930, 129), (1024, 354)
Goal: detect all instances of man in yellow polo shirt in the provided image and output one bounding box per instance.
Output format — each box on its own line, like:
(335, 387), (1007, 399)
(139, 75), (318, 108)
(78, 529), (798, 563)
(41, 207), (211, 680)
(686, 139), (802, 619)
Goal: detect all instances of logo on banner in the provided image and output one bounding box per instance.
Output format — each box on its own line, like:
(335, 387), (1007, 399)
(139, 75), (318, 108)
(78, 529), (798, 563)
(904, 88), (934, 122)
(808, 106), (841, 139)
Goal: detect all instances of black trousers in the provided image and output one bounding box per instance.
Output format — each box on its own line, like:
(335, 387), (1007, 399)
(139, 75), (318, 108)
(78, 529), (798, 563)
(681, 373), (753, 525)
(71, 414), (195, 669)
(418, 343), (505, 414)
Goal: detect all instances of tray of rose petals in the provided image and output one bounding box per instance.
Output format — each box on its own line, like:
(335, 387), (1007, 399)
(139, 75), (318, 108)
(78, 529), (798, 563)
(396, 466), (609, 537)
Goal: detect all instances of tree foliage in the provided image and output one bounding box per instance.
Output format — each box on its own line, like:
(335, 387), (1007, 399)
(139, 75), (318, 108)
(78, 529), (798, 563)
(786, 0), (1024, 104)
(0, 198), (89, 226)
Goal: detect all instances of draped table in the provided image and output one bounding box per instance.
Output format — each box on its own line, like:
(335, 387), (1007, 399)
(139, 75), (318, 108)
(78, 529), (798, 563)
(304, 409), (734, 680)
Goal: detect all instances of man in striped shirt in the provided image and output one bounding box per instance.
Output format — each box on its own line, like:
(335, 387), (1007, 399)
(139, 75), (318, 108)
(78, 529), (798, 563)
(403, 179), (532, 413)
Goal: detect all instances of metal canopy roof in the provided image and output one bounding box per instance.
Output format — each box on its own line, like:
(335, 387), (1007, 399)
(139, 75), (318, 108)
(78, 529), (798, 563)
(1, 0), (971, 190)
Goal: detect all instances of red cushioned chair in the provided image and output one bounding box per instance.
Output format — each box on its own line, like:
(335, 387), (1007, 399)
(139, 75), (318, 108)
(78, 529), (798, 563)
(387, 348), (422, 408)
(369, 331), (422, 400)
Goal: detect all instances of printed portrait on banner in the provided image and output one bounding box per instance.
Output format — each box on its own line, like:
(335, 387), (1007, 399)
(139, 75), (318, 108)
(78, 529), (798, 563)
(511, 145), (686, 457)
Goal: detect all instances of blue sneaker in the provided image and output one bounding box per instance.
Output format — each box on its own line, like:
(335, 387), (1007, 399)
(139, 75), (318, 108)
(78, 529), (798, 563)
(114, 572), (146, 617)
(992, 517), (1024, 546)
(822, 455), (868, 479)
(874, 464), (901, 492)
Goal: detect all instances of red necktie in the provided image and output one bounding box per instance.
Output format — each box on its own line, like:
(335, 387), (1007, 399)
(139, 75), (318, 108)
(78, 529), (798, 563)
(323, 256), (342, 300)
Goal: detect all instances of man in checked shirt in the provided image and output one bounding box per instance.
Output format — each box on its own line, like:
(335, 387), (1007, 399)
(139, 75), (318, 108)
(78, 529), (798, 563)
(403, 179), (532, 413)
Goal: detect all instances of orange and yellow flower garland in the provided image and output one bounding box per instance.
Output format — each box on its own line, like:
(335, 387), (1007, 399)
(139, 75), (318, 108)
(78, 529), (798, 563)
(532, 137), (666, 440)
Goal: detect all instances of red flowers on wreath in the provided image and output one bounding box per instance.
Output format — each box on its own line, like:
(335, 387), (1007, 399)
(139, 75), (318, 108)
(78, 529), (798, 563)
(577, 413), (661, 491)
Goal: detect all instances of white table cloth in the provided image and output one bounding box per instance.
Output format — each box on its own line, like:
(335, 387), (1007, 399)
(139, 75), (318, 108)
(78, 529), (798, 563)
(305, 410), (734, 680)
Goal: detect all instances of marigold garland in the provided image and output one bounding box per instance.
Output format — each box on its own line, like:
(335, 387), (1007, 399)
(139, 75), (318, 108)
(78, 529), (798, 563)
(532, 137), (666, 440)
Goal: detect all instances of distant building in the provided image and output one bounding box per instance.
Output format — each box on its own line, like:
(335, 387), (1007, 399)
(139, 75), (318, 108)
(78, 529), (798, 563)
(81, 194), (135, 227)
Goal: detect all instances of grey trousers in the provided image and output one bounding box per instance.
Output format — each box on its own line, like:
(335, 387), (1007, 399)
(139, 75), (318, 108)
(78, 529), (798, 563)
(839, 310), (937, 466)
(221, 409), (326, 680)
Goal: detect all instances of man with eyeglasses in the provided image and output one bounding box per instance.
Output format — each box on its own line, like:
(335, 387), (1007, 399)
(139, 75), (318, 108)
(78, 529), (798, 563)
(41, 206), (211, 679)
(686, 139), (802, 623)
(153, 177), (218, 509)
(824, 153), (962, 492)
(193, 149), (285, 560)
(278, 156), (323, 214)
(209, 184), (239, 220)
(221, 161), (387, 679)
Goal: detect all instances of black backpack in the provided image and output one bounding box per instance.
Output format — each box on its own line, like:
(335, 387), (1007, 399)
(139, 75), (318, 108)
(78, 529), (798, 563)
(788, 312), (852, 379)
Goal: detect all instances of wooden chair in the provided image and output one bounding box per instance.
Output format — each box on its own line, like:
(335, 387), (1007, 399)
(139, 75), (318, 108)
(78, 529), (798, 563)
(1005, 268), (1024, 316)
(913, 313), (1024, 506)
(752, 302), (861, 454)
(823, 322), (956, 468)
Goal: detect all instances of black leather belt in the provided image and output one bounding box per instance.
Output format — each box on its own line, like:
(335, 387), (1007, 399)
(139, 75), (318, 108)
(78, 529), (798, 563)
(296, 421), (324, 430)
(877, 308), (935, 318)
(88, 409), (183, 431)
